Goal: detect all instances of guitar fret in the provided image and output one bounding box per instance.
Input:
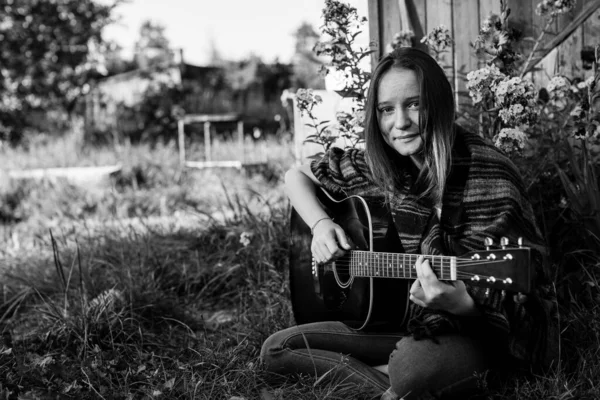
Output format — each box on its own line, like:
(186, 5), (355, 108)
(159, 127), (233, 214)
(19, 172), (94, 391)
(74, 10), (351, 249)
(350, 252), (458, 281)
(442, 256), (446, 280)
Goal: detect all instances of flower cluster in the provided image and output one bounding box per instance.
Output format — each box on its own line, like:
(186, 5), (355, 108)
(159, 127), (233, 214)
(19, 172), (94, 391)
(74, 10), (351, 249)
(471, 12), (522, 74)
(295, 88), (323, 116)
(480, 14), (502, 34)
(545, 75), (572, 109)
(536, 0), (576, 16)
(315, 0), (367, 79)
(547, 75), (570, 97)
(336, 109), (365, 139)
(493, 77), (538, 127)
(389, 30), (414, 51)
(321, 0), (364, 29)
(466, 64), (505, 105)
(494, 127), (528, 155)
(420, 25), (453, 54)
(472, 14), (509, 56)
(239, 231), (253, 247)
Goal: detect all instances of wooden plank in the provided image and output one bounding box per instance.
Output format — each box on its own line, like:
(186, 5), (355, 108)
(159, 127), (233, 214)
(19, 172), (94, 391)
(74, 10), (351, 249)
(477, 0), (502, 68)
(426, 0), (454, 87)
(409, 0), (427, 34)
(479, 0), (501, 21)
(526, 0), (600, 74)
(558, 0), (583, 34)
(182, 113), (239, 123)
(583, 6), (600, 79)
(530, 0), (548, 60)
(453, 0), (480, 109)
(381, 0), (402, 54)
(583, 6), (600, 47)
(368, 0), (382, 69)
(403, 0), (428, 51)
(557, 25), (583, 79)
(507, 0), (535, 56)
(534, 47), (558, 88)
(398, 0), (411, 31)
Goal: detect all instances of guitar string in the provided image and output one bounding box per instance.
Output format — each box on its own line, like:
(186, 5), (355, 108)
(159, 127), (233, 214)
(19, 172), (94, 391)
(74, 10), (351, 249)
(322, 258), (512, 268)
(322, 265), (508, 278)
(319, 260), (516, 281)
(318, 267), (514, 282)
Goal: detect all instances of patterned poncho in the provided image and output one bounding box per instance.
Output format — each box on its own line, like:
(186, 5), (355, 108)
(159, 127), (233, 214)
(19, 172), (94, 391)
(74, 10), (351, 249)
(310, 125), (559, 370)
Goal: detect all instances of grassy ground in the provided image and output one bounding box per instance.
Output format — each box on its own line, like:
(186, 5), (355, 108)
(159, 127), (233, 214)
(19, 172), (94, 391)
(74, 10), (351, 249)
(1, 137), (600, 399)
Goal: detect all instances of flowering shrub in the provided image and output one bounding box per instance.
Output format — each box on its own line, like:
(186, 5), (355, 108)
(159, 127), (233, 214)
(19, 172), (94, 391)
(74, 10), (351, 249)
(389, 30), (414, 51)
(297, 1), (600, 242)
(495, 127), (528, 154)
(420, 25), (453, 60)
(536, 0), (577, 16)
(295, 0), (372, 153)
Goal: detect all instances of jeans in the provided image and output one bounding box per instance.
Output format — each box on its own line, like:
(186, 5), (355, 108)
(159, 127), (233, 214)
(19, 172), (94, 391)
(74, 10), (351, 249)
(260, 321), (491, 400)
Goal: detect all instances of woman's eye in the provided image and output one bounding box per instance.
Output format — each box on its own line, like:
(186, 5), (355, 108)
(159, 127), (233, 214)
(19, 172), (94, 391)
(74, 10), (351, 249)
(408, 102), (419, 110)
(378, 107), (394, 113)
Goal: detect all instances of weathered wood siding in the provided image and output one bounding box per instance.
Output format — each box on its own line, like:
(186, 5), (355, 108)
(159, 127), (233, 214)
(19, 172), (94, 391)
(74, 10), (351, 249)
(368, 0), (600, 106)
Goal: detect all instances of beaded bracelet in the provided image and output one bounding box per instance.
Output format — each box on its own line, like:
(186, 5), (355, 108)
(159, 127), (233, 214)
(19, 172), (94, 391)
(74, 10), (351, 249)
(310, 217), (331, 235)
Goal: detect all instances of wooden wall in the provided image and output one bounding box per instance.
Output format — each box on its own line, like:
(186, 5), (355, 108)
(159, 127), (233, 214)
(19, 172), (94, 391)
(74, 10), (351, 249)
(368, 0), (600, 106)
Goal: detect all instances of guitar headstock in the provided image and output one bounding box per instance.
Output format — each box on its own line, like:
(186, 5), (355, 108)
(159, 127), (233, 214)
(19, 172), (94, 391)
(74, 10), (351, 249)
(460, 237), (532, 293)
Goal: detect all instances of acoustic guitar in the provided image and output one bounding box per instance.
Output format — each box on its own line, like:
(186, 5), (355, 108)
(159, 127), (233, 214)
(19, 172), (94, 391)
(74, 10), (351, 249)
(289, 189), (532, 330)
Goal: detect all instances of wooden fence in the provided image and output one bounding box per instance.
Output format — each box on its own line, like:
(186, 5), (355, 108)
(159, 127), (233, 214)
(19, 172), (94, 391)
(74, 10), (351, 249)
(368, 0), (600, 106)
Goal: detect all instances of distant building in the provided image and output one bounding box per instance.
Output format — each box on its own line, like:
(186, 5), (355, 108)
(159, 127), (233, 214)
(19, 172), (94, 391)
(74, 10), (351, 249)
(85, 49), (292, 140)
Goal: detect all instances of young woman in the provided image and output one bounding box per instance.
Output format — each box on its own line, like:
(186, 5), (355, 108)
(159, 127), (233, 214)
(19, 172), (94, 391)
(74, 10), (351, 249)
(261, 48), (558, 400)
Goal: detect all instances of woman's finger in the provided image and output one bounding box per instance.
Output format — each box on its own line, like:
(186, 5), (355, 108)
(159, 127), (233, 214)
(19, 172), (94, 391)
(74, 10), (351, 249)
(409, 293), (426, 308)
(334, 226), (352, 250)
(409, 278), (421, 296)
(416, 256), (437, 284)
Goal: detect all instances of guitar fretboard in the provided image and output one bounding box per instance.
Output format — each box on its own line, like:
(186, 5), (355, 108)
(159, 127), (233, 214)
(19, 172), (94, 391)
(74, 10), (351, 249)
(346, 251), (457, 280)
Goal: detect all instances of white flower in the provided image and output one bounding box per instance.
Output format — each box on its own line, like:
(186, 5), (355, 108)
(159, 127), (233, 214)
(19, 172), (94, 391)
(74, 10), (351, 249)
(239, 231), (252, 247)
(466, 65), (505, 105)
(536, 0), (576, 16)
(421, 25), (453, 53)
(494, 128), (528, 155)
(295, 88), (323, 116)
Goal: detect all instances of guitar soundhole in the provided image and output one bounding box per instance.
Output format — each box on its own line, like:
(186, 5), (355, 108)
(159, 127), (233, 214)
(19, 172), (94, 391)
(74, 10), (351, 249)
(321, 258), (352, 310)
(332, 255), (352, 284)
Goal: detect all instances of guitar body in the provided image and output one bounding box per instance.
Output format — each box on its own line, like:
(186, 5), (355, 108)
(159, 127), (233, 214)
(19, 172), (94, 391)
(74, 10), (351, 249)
(289, 190), (411, 331)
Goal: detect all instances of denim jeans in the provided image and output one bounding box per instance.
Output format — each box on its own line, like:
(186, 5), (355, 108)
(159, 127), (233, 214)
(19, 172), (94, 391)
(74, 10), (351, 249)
(260, 321), (491, 400)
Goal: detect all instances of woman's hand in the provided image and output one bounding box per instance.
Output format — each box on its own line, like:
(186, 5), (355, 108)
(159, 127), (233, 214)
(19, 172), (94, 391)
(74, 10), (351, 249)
(409, 255), (481, 316)
(311, 219), (352, 264)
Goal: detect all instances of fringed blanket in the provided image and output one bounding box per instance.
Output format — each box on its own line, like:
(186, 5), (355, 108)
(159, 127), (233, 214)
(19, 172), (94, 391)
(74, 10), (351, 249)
(310, 124), (559, 370)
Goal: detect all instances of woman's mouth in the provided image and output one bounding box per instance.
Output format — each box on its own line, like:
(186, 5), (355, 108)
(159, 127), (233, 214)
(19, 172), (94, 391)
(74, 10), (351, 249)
(393, 133), (420, 141)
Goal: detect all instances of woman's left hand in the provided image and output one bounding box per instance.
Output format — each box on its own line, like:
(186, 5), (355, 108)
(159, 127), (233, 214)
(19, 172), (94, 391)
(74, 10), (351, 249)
(409, 255), (481, 316)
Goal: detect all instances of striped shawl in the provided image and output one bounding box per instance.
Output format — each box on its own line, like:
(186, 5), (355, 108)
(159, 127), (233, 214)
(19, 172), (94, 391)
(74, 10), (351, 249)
(310, 125), (559, 370)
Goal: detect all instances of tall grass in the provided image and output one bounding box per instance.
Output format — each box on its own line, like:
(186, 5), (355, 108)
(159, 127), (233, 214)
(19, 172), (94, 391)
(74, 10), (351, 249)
(1, 136), (600, 399)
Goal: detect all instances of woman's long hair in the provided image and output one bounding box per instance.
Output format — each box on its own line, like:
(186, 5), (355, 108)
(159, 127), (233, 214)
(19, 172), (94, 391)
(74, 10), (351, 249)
(364, 47), (456, 206)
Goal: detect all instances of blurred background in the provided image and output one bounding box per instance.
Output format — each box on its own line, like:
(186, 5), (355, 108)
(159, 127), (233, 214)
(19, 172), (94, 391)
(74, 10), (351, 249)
(0, 0), (368, 252)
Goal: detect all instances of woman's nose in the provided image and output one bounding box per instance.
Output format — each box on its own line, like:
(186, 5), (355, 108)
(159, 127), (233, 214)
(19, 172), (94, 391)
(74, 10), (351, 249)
(393, 110), (411, 130)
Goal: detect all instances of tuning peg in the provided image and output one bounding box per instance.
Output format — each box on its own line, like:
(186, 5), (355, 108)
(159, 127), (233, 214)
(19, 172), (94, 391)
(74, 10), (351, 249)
(484, 237), (494, 250)
(517, 237), (523, 248)
(500, 237), (509, 249)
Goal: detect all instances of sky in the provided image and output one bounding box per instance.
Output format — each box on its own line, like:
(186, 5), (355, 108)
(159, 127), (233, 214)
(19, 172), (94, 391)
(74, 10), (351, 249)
(102, 0), (369, 66)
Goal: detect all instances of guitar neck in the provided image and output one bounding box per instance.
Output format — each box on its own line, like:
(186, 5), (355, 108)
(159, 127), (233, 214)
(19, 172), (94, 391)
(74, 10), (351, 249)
(347, 250), (457, 281)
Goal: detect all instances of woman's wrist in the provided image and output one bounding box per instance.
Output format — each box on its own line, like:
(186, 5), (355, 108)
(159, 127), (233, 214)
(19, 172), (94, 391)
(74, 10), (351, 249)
(449, 292), (481, 316)
(310, 217), (332, 234)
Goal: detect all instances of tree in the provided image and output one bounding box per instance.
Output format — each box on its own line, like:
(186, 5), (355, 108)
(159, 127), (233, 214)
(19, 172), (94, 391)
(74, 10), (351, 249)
(134, 20), (174, 71)
(0, 0), (120, 144)
(291, 22), (326, 89)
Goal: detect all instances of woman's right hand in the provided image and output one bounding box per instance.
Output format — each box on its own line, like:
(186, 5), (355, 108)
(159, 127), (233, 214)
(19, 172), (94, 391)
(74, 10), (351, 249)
(311, 219), (352, 264)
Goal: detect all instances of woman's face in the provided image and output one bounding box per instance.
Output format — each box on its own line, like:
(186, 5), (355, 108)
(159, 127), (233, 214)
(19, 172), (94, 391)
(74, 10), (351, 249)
(376, 68), (423, 160)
